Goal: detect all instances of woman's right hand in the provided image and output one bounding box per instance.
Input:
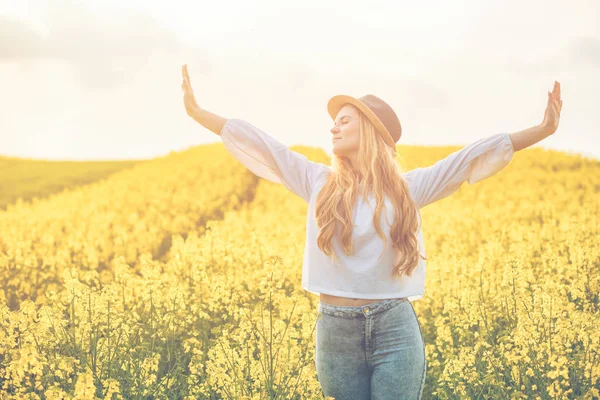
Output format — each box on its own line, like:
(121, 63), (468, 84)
(181, 64), (200, 118)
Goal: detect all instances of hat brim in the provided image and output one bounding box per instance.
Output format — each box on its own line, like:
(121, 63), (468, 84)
(327, 94), (396, 151)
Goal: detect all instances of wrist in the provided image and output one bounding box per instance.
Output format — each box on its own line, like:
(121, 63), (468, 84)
(538, 122), (555, 137)
(191, 105), (204, 122)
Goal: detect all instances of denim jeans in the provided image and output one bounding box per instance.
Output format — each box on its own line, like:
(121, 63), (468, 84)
(315, 298), (426, 400)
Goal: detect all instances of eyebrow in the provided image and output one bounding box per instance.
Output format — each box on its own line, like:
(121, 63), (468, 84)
(335, 115), (352, 124)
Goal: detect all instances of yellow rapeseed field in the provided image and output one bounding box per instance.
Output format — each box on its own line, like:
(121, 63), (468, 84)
(0, 155), (140, 210)
(0, 142), (598, 399)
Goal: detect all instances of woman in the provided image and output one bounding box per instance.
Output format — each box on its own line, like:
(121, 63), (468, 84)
(180, 64), (562, 399)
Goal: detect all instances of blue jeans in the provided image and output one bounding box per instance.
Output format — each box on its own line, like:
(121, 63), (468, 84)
(315, 298), (426, 400)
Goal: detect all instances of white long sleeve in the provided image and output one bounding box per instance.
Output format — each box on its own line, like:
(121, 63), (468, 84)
(402, 132), (515, 209)
(220, 118), (330, 203)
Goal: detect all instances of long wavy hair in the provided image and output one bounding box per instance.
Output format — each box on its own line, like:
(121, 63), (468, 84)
(315, 108), (427, 278)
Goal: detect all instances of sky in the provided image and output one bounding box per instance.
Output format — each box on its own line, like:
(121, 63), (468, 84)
(0, 0), (599, 161)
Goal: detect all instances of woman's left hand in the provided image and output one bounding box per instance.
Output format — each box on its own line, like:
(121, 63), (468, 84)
(541, 80), (562, 135)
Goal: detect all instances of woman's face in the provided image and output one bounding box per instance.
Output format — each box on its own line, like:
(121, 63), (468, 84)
(331, 104), (360, 159)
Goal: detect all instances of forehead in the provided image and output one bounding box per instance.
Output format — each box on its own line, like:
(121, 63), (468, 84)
(335, 104), (359, 120)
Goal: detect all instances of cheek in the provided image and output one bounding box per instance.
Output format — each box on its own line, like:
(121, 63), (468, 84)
(348, 130), (360, 145)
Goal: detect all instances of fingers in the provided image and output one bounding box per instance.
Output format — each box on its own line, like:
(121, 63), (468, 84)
(181, 64), (186, 91)
(183, 64), (191, 85)
(181, 64), (193, 93)
(546, 91), (562, 117)
(183, 65), (188, 84)
(555, 80), (562, 112)
(553, 80), (561, 101)
(548, 80), (562, 113)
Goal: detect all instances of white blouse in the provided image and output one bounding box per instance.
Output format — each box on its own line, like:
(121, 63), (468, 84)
(220, 118), (515, 301)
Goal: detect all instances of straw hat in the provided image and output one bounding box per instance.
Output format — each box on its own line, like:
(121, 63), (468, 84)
(327, 94), (402, 154)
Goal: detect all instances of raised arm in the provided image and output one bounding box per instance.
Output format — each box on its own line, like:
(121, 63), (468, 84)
(403, 81), (562, 209)
(180, 64), (329, 203)
(221, 119), (330, 202)
(402, 132), (516, 209)
(181, 64), (227, 135)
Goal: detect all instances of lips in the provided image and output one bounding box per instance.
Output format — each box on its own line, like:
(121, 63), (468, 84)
(332, 137), (342, 143)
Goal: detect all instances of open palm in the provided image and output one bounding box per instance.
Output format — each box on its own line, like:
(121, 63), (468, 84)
(542, 80), (562, 135)
(181, 64), (200, 118)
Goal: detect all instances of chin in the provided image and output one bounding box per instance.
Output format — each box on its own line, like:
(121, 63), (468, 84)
(332, 145), (348, 156)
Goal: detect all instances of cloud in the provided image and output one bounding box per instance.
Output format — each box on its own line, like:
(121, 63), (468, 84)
(567, 36), (600, 67)
(398, 79), (449, 109)
(0, 16), (49, 59)
(282, 62), (321, 89)
(0, 0), (206, 88)
(500, 36), (600, 76)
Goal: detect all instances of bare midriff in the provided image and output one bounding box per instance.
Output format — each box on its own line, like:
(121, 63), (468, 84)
(319, 293), (404, 306)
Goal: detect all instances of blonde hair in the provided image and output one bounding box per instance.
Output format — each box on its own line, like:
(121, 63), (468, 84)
(315, 107), (427, 277)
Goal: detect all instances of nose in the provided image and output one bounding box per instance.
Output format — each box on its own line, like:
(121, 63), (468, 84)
(330, 126), (339, 135)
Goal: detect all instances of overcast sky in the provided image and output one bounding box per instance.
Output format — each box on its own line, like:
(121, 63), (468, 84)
(1, 0), (598, 161)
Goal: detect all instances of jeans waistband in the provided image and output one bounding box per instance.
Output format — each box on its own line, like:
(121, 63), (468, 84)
(318, 297), (408, 318)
